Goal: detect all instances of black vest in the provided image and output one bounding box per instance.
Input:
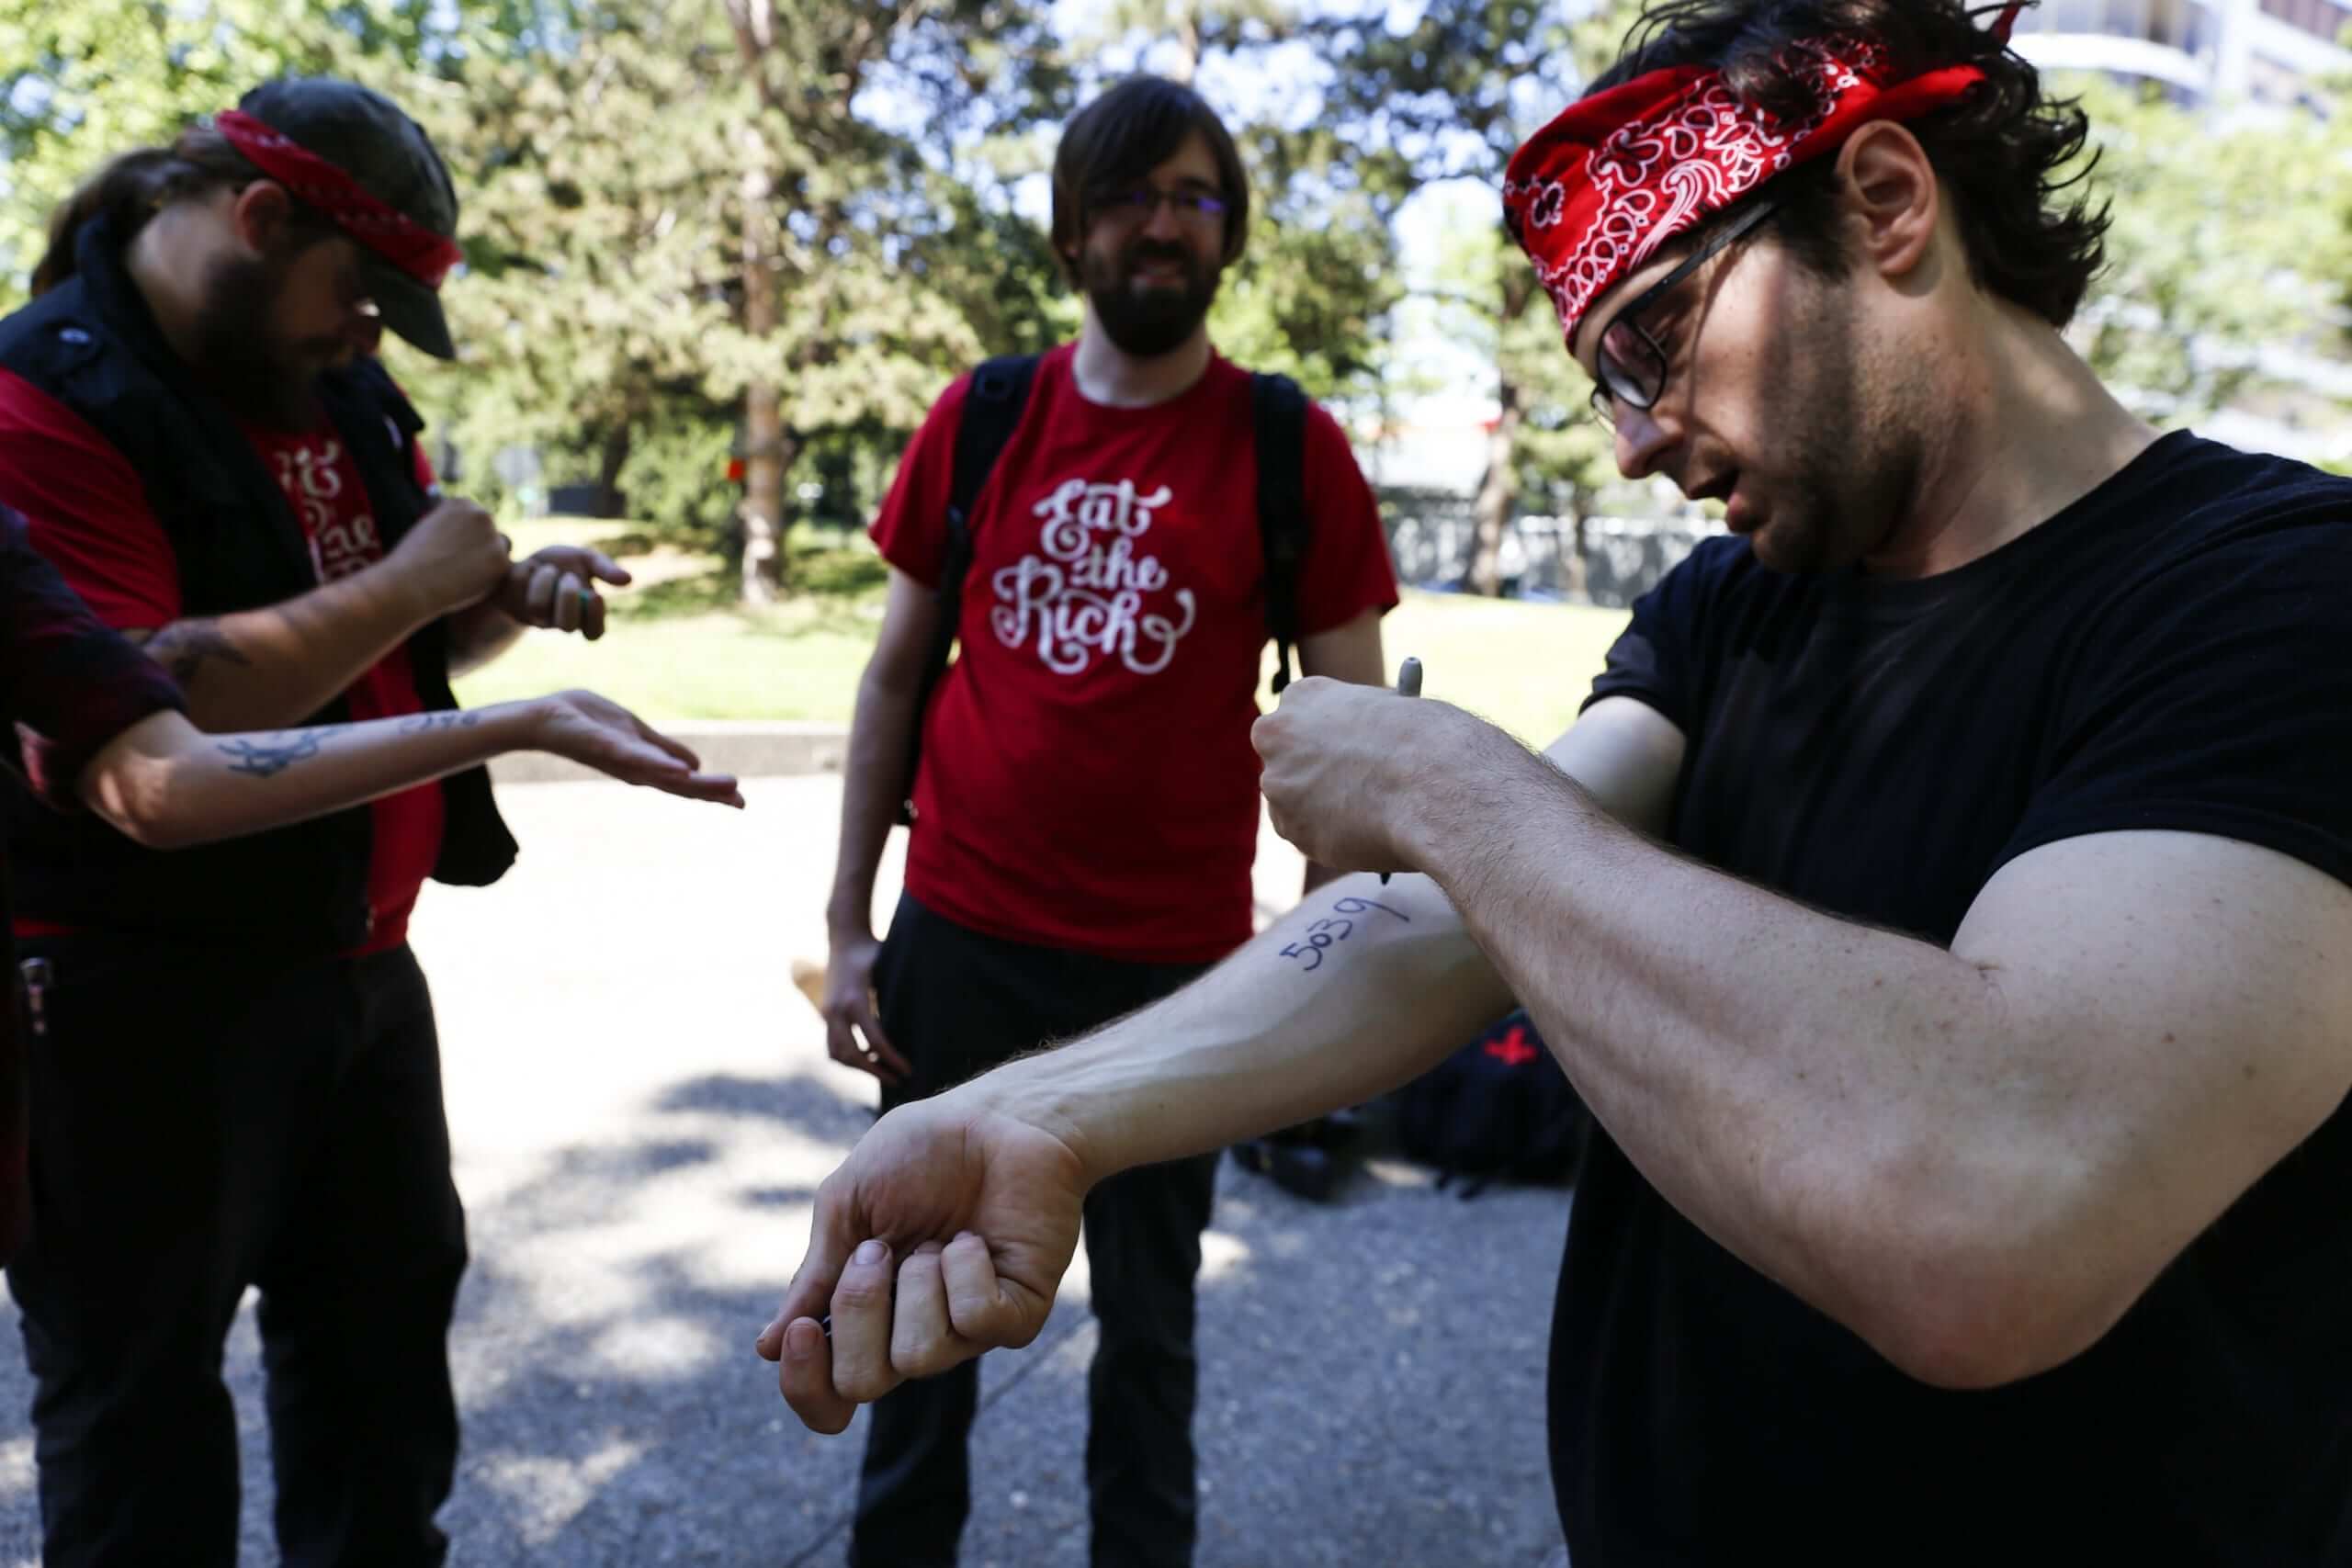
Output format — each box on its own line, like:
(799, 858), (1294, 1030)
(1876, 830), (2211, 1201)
(0, 217), (515, 952)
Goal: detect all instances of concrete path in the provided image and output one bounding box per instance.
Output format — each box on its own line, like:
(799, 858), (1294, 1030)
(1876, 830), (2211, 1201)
(0, 776), (1573, 1565)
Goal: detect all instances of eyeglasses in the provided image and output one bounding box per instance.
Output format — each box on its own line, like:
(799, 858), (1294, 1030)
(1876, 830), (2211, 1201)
(1586, 198), (1779, 428)
(1090, 184), (1230, 229)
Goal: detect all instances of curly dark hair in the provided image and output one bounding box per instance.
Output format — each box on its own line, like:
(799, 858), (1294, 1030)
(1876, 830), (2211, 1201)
(1589, 0), (2109, 327)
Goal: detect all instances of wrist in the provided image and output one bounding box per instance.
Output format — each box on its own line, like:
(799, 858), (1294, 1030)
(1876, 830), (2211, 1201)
(960, 1058), (1112, 1190)
(826, 898), (876, 942)
(488, 696), (559, 753)
(1391, 705), (1520, 875)
(375, 557), (447, 629)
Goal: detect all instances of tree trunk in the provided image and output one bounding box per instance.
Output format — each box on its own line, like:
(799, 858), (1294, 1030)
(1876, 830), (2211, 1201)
(738, 147), (786, 604)
(1170, 6), (1202, 82)
(596, 423), (631, 519)
(1467, 271), (1537, 598)
(1566, 507), (1592, 602)
(1466, 376), (1521, 597)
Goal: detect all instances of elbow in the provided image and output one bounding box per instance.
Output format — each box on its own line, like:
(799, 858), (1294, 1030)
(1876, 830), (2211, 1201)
(94, 794), (196, 852)
(84, 770), (200, 852)
(1824, 1151), (2143, 1391)
(1861, 1287), (2070, 1392)
(1867, 1271), (2130, 1393)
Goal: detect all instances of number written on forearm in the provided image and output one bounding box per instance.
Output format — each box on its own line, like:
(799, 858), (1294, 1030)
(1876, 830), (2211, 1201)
(1280, 896), (1409, 974)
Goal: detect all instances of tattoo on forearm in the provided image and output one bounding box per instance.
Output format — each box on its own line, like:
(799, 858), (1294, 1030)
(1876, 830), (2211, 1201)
(134, 619), (255, 687)
(397, 710), (481, 735)
(1280, 896), (1410, 974)
(217, 729), (334, 778)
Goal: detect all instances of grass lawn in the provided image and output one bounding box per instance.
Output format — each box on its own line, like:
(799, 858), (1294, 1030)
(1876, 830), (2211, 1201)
(456, 520), (1628, 747)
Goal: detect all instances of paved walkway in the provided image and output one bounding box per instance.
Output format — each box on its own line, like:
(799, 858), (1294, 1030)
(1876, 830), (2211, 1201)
(0, 776), (1573, 1565)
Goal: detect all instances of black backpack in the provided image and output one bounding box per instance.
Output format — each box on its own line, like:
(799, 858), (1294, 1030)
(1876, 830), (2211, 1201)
(897, 354), (1311, 824)
(1393, 1010), (1589, 1199)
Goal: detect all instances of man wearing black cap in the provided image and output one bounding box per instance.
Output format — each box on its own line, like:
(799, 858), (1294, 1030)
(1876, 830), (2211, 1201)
(0, 80), (617, 1565)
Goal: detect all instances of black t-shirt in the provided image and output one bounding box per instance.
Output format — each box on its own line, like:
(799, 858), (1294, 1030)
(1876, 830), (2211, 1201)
(1557, 433), (2352, 1566)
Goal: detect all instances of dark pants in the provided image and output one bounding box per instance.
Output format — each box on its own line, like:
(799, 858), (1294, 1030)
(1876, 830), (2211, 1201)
(851, 894), (1219, 1568)
(6, 937), (468, 1568)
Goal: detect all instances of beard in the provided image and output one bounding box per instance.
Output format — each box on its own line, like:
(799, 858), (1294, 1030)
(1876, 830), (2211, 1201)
(1744, 287), (1921, 576)
(1080, 234), (1221, 359)
(189, 247), (348, 430)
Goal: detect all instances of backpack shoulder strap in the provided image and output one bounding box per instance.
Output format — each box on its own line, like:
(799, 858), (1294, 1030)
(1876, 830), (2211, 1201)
(1250, 370), (1310, 694)
(899, 353), (1039, 825)
(949, 355), (1041, 534)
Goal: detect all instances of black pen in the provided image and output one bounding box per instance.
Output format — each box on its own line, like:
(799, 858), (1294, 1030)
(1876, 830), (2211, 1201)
(1381, 657), (1422, 886)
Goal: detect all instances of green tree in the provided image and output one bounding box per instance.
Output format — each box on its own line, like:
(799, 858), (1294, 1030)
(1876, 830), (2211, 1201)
(2063, 74), (2352, 430)
(1059, 0), (1405, 408)
(0, 0), (372, 308)
(1312, 0), (1639, 594)
(401, 0), (1069, 601)
(2, 0), (1075, 603)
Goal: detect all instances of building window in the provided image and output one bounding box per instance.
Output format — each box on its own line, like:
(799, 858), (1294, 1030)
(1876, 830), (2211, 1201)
(2262, 0), (2352, 42)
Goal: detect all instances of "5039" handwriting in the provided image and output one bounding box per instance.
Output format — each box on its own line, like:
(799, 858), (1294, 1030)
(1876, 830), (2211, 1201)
(1280, 896), (1410, 973)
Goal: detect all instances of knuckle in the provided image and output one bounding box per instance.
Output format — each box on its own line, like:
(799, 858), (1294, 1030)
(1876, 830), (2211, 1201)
(834, 1364), (891, 1404)
(831, 1273), (891, 1312)
(896, 1337), (960, 1379)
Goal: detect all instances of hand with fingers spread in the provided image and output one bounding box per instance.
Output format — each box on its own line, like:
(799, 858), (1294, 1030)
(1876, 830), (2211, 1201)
(819, 929), (913, 1085)
(526, 689), (745, 807)
(491, 543), (633, 639)
(754, 1091), (1090, 1434)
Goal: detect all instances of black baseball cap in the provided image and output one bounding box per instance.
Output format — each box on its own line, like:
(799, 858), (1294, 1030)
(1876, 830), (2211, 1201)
(234, 78), (462, 359)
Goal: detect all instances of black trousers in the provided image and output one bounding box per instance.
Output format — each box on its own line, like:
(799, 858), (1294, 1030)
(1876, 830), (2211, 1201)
(6, 937), (467, 1568)
(851, 894), (1219, 1568)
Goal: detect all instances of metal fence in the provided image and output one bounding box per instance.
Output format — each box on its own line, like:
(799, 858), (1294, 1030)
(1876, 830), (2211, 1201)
(1378, 488), (1720, 608)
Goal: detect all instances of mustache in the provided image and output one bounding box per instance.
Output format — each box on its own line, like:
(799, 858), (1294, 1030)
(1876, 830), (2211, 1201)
(1122, 241), (1196, 271)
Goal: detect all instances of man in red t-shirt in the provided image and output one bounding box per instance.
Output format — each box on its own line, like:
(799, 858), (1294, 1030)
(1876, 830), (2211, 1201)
(0, 82), (638, 1567)
(812, 75), (1397, 1568)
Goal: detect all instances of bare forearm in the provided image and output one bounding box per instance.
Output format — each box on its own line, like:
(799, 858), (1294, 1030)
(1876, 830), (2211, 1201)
(980, 871), (1513, 1183)
(81, 702), (546, 851)
(1409, 730), (2025, 1372)
(137, 564), (433, 730)
(445, 600), (526, 677)
(827, 666), (923, 936)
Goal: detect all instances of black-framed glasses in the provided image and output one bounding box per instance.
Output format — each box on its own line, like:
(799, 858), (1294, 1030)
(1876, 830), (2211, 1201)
(1587, 198), (1779, 427)
(1090, 183), (1230, 229)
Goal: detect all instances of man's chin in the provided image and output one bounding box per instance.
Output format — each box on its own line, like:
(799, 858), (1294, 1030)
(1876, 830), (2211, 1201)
(1742, 516), (1808, 575)
(1091, 299), (1210, 359)
(220, 374), (328, 432)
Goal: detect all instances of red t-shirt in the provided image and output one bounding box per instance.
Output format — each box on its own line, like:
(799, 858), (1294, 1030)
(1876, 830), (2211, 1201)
(873, 344), (1398, 963)
(0, 367), (445, 953)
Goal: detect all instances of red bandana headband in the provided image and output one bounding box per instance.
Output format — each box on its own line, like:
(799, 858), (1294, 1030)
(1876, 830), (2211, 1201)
(214, 109), (461, 289)
(1503, 7), (2019, 345)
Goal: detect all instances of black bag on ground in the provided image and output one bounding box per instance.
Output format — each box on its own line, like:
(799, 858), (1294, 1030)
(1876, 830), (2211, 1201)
(1392, 1010), (1589, 1198)
(1229, 1108), (1363, 1203)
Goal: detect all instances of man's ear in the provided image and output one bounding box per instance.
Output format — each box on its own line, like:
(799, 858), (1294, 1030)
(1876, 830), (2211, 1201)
(227, 179), (298, 255)
(1835, 121), (1939, 283)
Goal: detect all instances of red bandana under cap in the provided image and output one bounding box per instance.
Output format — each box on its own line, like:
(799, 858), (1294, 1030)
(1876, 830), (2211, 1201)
(214, 108), (462, 289)
(1503, 7), (2019, 346)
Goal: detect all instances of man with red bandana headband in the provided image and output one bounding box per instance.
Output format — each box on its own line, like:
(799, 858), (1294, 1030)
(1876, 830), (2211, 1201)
(0, 80), (649, 1565)
(806, 74), (1397, 1568)
(762, 5), (2352, 1562)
